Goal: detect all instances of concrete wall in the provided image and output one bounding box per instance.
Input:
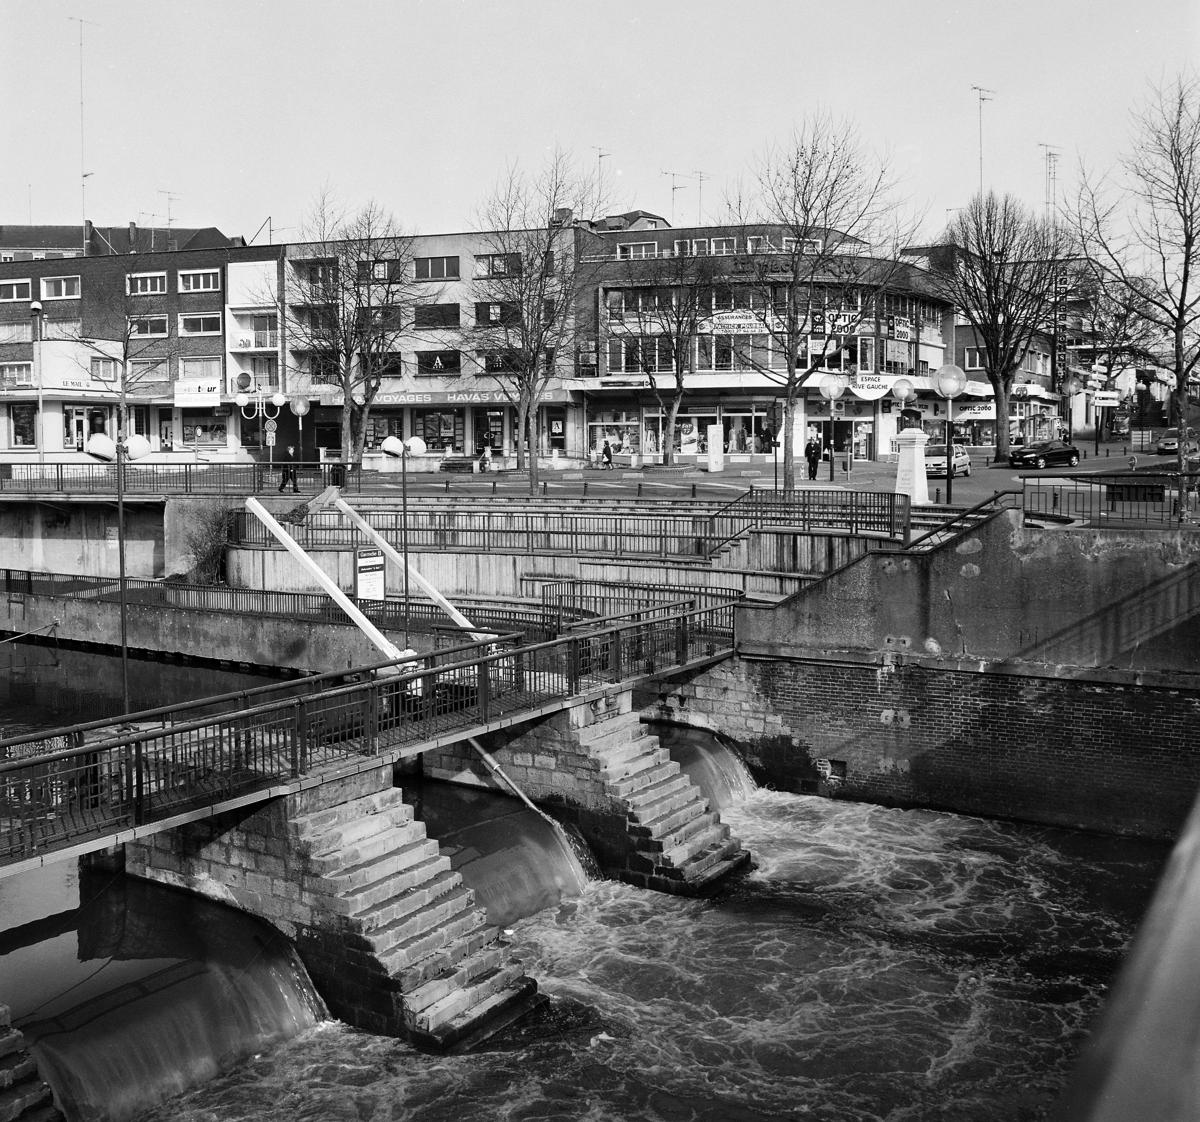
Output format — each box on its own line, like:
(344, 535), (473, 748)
(0, 501), (163, 578)
(739, 510), (1200, 676)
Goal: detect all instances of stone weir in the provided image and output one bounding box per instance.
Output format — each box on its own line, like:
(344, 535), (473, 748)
(0, 1005), (59, 1122)
(126, 765), (540, 1052)
(424, 689), (750, 893)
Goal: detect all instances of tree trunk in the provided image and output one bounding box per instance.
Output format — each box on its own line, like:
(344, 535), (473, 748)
(993, 381), (1012, 460)
(782, 392), (797, 492)
(525, 405), (540, 493)
(664, 393), (684, 468)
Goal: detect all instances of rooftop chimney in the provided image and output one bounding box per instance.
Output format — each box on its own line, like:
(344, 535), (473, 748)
(83, 219), (93, 256)
(129, 221), (137, 253)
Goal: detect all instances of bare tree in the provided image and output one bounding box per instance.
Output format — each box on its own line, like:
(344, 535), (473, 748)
(604, 250), (719, 466)
(733, 113), (917, 490)
(1072, 74), (1200, 471)
(935, 193), (1070, 461)
(285, 194), (421, 465)
(471, 152), (601, 490)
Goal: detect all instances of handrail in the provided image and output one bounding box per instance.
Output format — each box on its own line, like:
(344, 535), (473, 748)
(904, 491), (1019, 550)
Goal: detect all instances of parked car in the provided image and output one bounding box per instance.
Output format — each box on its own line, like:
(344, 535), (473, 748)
(925, 444), (972, 477)
(1009, 439), (1081, 469)
(1155, 427), (1199, 455)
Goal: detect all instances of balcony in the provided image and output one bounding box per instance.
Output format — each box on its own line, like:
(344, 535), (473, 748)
(230, 330), (279, 351)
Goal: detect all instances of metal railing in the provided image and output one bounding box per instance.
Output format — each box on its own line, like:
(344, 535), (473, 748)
(0, 603), (734, 865)
(1023, 473), (1200, 527)
(0, 461), (362, 495)
(0, 568), (575, 641)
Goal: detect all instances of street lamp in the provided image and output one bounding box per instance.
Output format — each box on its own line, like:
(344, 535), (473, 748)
(381, 434), (427, 648)
(29, 301), (43, 469)
(934, 363), (967, 505)
(235, 375), (287, 467)
(818, 372), (848, 483)
(85, 427), (151, 715)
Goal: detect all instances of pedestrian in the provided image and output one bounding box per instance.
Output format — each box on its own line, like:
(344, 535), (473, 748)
(804, 436), (822, 481)
(278, 444), (300, 493)
(602, 439), (614, 470)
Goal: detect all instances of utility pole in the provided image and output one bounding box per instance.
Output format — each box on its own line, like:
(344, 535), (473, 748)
(971, 86), (995, 195)
(593, 146), (610, 203)
(1038, 143), (1060, 217)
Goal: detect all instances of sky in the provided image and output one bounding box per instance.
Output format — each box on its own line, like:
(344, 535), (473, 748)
(3, 0), (1198, 246)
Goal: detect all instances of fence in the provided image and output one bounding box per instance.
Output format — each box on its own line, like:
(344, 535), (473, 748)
(1023, 473), (1200, 527)
(0, 603), (734, 866)
(0, 461), (362, 496)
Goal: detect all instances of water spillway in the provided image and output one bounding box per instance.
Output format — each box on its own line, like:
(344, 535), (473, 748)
(413, 780), (593, 927)
(1, 866), (326, 1122)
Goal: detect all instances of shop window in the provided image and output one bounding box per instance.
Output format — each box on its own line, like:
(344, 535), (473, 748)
(9, 403), (38, 446)
(182, 409), (227, 447)
(415, 350), (461, 376)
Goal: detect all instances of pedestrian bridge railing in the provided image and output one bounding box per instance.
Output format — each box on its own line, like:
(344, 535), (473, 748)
(1023, 472), (1200, 527)
(0, 461), (361, 496)
(0, 602), (734, 870)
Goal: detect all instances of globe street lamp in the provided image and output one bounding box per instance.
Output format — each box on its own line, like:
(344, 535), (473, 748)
(290, 396), (310, 484)
(85, 427), (151, 715)
(818, 372), (848, 483)
(235, 375), (287, 467)
(934, 364), (967, 504)
(381, 434), (427, 648)
(29, 301), (43, 469)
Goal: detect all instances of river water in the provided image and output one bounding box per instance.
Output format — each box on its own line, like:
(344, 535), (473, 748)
(0, 642), (1169, 1121)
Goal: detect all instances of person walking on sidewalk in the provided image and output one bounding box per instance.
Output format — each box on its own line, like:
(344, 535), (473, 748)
(602, 439), (614, 470)
(278, 444), (300, 493)
(804, 436), (822, 481)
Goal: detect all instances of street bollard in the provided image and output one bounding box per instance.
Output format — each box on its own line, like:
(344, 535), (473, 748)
(935, 487), (942, 503)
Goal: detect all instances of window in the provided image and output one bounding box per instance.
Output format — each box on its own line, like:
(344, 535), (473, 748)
(9, 404), (37, 446)
(180, 313), (222, 336)
(746, 236), (768, 254)
(782, 238), (823, 255)
(0, 322), (31, 343)
(617, 242), (656, 260)
(130, 315), (168, 338)
(251, 356), (278, 386)
(127, 272), (166, 296)
(415, 256), (460, 280)
(692, 239), (709, 256)
(413, 303), (460, 329)
(302, 262), (336, 288)
(965, 348), (984, 370)
(673, 239), (709, 256)
(129, 359), (171, 393)
(415, 350), (462, 376)
(0, 363), (32, 387)
(474, 253), (522, 278)
(712, 238), (735, 255)
(42, 318), (80, 340)
(90, 357), (118, 383)
(475, 301), (520, 328)
(0, 280), (31, 302)
(358, 259), (406, 283)
(309, 352), (339, 385)
(41, 276), (80, 299)
(178, 269), (220, 293)
(480, 350), (518, 374)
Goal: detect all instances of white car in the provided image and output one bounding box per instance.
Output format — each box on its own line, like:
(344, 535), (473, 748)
(925, 444), (972, 477)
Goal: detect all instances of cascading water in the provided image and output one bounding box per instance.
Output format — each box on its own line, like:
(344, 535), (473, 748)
(1, 865), (326, 1122)
(413, 779), (594, 927)
(656, 722), (756, 810)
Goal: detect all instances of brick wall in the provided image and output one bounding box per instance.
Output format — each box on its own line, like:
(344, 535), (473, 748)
(656, 655), (1200, 839)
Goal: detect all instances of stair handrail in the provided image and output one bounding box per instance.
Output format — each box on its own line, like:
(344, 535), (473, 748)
(905, 490), (1020, 551)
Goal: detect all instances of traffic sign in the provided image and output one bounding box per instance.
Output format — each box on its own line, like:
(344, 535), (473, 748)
(264, 418), (278, 433)
(265, 432), (276, 447)
(1093, 391), (1120, 407)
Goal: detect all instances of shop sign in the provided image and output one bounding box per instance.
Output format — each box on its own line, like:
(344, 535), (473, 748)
(888, 316), (913, 342)
(704, 311), (776, 334)
(324, 388), (572, 406)
(951, 401), (996, 419)
(848, 372), (900, 400)
(1093, 390), (1120, 407)
(174, 376), (222, 407)
(355, 547), (385, 601)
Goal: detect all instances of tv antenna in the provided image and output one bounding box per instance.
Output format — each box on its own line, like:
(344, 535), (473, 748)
(692, 170), (709, 225)
(661, 171), (690, 224)
(1038, 143), (1061, 216)
(68, 16), (96, 237)
(593, 146), (610, 201)
(971, 86), (995, 194)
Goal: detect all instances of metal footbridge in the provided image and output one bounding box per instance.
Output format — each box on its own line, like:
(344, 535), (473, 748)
(0, 601), (734, 878)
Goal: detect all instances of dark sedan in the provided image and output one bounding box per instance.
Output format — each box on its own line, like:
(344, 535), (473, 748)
(1009, 439), (1081, 469)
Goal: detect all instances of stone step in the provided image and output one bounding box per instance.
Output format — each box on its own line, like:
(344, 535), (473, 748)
(291, 789), (409, 841)
(351, 869), (463, 931)
(326, 837), (442, 894)
(429, 976), (542, 1052)
(379, 908), (491, 976)
(0, 1053), (37, 1093)
(0, 1032), (20, 1063)
(335, 852), (452, 915)
(404, 942), (511, 1015)
(665, 838), (747, 884)
(304, 820), (429, 877)
(0, 1080), (52, 1122)
(607, 759), (681, 799)
(676, 846), (753, 892)
(574, 714), (642, 747)
(630, 798), (715, 842)
(597, 744), (671, 781)
(625, 775), (705, 820)
(661, 822), (732, 869)
(412, 962), (528, 1036)
(17, 1107), (63, 1122)
(394, 923), (500, 992)
(635, 809), (722, 853)
(364, 886), (477, 959)
(297, 799), (414, 855)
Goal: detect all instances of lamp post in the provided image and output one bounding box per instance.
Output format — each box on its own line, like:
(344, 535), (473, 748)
(934, 364), (967, 505)
(29, 301), (43, 468)
(289, 396), (310, 481)
(818, 373), (848, 483)
(85, 425), (151, 715)
(235, 378), (287, 466)
(381, 434), (427, 648)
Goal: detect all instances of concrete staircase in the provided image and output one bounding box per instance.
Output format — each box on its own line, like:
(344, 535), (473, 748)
(578, 709), (750, 893)
(289, 783), (540, 1050)
(0, 1007), (59, 1122)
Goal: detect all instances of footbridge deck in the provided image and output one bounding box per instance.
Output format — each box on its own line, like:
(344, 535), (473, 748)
(0, 603), (733, 877)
